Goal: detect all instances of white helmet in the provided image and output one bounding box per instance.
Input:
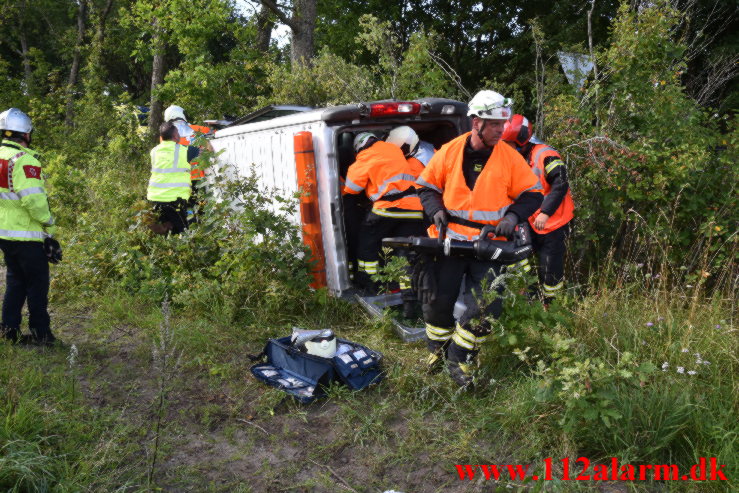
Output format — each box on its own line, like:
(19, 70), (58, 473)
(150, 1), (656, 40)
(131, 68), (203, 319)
(386, 126), (419, 157)
(467, 90), (513, 120)
(0, 108), (33, 134)
(353, 132), (377, 153)
(164, 104), (187, 122)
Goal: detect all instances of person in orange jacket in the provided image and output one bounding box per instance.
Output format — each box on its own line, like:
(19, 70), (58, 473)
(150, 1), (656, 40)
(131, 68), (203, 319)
(414, 91), (543, 387)
(343, 132), (426, 307)
(501, 114), (574, 305)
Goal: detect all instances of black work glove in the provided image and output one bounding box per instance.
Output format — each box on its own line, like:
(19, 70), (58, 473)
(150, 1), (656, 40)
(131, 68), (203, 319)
(44, 237), (62, 264)
(432, 209), (448, 231)
(411, 254), (437, 305)
(494, 212), (518, 238)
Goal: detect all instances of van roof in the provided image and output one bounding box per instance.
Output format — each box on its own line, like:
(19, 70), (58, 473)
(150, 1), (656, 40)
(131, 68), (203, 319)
(215, 98), (468, 138)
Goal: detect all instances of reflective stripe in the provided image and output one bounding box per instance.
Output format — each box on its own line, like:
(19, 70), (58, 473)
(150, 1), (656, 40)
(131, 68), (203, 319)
(0, 192), (19, 200)
(545, 159), (564, 174)
(543, 281), (564, 294)
(44, 216), (54, 226)
(17, 186), (45, 197)
(448, 209), (470, 219)
(359, 260), (378, 274)
(532, 146), (556, 167)
(345, 177), (364, 193)
(370, 173), (419, 201)
(151, 167), (190, 173)
(515, 183), (540, 199)
(471, 206), (509, 221)
(173, 143), (180, 168)
(450, 208), (508, 224)
(372, 208), (423, 219)
(0, 229), (46, 239)
(148, 181), (191, 188)
(426, 323), (453, 341)
(6, 151), (26, 192)
(381, 188), (418, 199)
(452, 324), (487, 350)
(452, 332), (475, 350)
(415, 177), (442, 193)
(399, 277), (410, 290)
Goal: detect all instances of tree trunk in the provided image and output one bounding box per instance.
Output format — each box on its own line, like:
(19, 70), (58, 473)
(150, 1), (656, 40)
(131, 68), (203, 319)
(148, 21), (166, 141)
(289, 0), (316, 66)
(19, 33), (33, 96)
(92, 0), (114, 66)
(65, 0), (88, 127)
(255, 1), (274, 53)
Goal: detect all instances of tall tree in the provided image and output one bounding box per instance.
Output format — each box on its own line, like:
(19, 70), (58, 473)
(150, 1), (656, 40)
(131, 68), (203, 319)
(254, 1), (275, 53)
(65, 0), (88, 126)
(262, 0), (316, 65)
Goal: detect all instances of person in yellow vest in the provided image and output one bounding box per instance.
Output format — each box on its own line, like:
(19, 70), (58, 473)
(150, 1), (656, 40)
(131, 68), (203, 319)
(502, 114), (575, 305)
(414, 91), (543, 387)
(163, 105), (212, 224)
(0, 108), (61, 345)
(147, 121), (192, 234)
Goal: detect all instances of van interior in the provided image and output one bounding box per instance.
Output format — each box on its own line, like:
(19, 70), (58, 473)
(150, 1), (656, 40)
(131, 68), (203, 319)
(336, 120), (460, 292)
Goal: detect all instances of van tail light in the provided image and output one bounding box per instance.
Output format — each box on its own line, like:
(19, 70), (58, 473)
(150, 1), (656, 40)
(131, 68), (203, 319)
(293, 131), (327, 289)
(369, 102), (421, 118)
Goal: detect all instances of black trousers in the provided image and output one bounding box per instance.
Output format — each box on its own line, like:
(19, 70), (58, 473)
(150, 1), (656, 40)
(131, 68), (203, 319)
(151, 198), (189, 234)
(531, 222), (571, 300)
(0, 239), (50, 334)
(356, 211), (426, 298)
(422, 256), (504, 362)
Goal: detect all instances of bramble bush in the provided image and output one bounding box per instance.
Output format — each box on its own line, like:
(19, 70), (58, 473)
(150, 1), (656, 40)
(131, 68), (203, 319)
(544, 0), (737, 291)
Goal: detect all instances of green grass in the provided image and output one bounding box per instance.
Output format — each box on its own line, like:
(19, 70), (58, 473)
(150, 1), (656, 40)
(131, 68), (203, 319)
(0, 282), (735, 492)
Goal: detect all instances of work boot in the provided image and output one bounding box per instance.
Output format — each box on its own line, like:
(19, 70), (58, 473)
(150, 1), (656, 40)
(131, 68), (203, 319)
(446, 360), (474, 388)
(446, 342), (478, 389)
(425, 339), (450, 374)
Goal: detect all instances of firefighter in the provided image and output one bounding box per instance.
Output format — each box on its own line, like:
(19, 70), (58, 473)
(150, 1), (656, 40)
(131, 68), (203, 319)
(414, 91), (543, 387)
(163, 105), (212, 222)
(0, 108), (61, 346)
(501, 114), (574, 305)
(343, 132), (426, 310)
(147, 121), (192, 234)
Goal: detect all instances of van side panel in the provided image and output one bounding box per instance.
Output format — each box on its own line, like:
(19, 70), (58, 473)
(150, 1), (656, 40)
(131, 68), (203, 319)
(211, 120), (345, 295)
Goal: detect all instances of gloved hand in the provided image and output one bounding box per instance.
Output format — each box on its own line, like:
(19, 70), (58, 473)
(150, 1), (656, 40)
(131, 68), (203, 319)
(43, 237), (62, 264)
(494, 212), (518, 238)
(432, 209), (448, 231)
(411, 254), (437, 305)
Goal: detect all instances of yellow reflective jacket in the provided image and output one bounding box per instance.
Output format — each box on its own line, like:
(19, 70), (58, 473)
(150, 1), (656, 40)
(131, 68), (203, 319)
(0, 139), (55, 242)
(147, 140), (192, 202)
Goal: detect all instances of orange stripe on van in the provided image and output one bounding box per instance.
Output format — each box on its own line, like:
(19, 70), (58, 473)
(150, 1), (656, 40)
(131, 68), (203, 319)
(294, 131), (327, 289)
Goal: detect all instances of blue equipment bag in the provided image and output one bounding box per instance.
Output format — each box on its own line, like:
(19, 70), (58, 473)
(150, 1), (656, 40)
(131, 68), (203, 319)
(250, 336), (383, 403)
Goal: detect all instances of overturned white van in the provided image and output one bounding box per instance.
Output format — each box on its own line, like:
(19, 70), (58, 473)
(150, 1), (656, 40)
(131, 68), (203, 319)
(211, 99), (471, 339)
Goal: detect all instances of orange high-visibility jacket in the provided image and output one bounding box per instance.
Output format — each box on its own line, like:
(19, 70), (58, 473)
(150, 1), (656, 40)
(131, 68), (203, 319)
(178, 124), (211, 181)
(343, 141), (423, 211)
(527, 144), (574, 234)
(416, 132), (542, 241)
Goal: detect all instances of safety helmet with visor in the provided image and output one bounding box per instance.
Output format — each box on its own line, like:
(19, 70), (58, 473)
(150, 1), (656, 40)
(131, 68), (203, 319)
(386, 125), (420, 158)
(501, 114), (533, 149)
(467, 90), (513, 120)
